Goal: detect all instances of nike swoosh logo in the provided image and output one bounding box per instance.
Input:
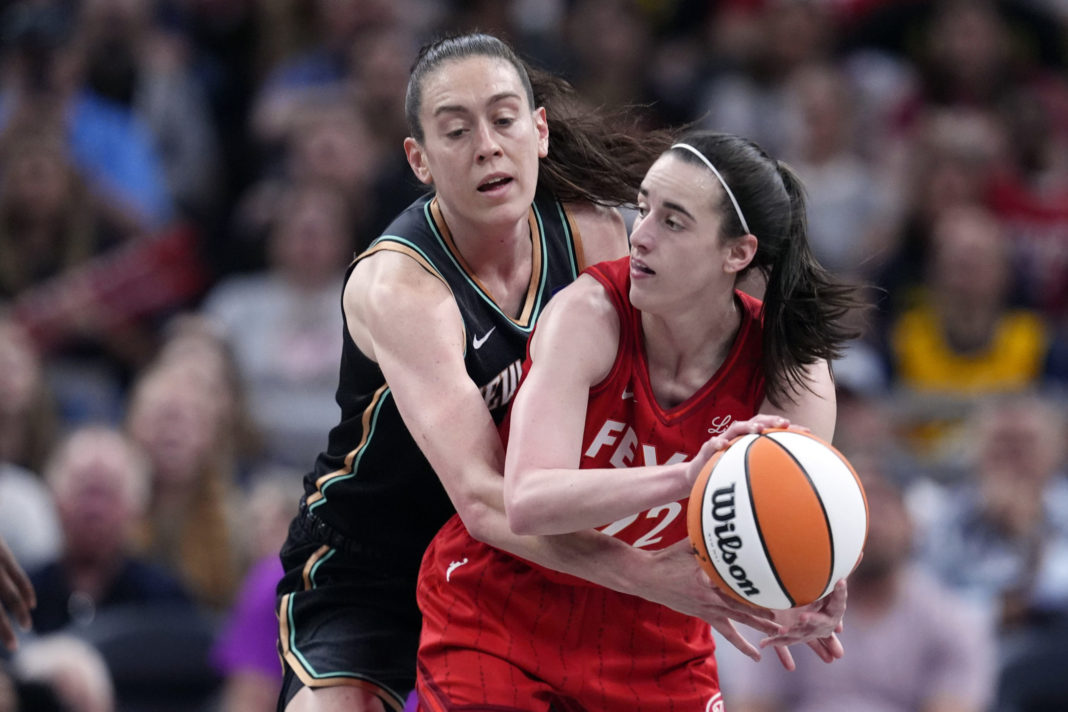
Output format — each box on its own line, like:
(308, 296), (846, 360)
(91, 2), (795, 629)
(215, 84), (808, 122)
(622, 389), (634, 399)
(472, 327), (496, 350)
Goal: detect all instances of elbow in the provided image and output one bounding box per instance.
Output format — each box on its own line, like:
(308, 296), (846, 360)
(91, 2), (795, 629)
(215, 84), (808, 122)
(455, 496), (497, 544)
(505, 500), (538, 537)
(503, 484), (544, 537)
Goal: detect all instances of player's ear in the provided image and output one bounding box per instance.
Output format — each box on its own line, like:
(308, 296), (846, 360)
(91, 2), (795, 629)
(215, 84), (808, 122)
(533, 106), (548, 159)
(724, 233), (758, 274)
(404, 137), (433, 185)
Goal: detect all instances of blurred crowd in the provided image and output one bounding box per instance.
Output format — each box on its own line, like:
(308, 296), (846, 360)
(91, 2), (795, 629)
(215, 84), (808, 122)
(0, 0), (1066, 711)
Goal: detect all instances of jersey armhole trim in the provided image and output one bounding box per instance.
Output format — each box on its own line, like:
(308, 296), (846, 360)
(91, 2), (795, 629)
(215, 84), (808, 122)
(355, 239), (467, 347)
(561, 202), (587, 273)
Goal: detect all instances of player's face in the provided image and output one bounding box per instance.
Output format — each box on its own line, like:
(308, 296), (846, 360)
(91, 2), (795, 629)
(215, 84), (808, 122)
(404, 56), (548, 240)
(628, 154), (751, 314)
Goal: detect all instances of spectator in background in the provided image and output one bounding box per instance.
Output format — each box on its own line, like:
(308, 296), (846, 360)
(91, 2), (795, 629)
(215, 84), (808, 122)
(0, 315), (62, 573)
(202, 181), (351, 470)
(0, 122), (133, 302)
(912, 394), (1068, 634)
(889, 203), (1044, 391)
(0, 117), (205, 425)
(211, 467), (301, 712)
(889, 0), (1063, 134)
(0, 312), (57, 474)
(28, 425), (192, 636)
(344, 23), (427, 237)
(886, 204), (1065, 469)
(0, 120), (140, 420)
(723, 460), (997, 712)
(559, 0), (657, 123)
(152, 313), (263, 477)
(74, 0), (222, 223)
(697, 0), (838, 157)
(12, 633), (115, 712)
(781, 63), (900, 283)
(0, 0), (174, 230)
(874, 108), (1003, 315)
(231, 98), (380, 269)
(249, 0), (396, 152)
(987, 82), (1068, 325)
(125, 360), (243, 611)
(285, 104), (379, 244)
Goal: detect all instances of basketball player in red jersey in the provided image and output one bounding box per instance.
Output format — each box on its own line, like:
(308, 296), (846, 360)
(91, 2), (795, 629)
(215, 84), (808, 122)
(415, 131), (865, 711)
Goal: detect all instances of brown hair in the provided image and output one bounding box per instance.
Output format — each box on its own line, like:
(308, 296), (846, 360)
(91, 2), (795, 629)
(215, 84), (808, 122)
(404, 32), (671, 207)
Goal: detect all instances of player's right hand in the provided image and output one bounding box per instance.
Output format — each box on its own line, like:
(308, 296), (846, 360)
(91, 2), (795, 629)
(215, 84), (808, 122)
(637, 540), (783, 662)
(0, 536), (35, 651)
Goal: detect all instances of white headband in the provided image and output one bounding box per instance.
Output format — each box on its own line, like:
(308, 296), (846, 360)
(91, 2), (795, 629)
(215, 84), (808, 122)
(671, 143), (751, 235)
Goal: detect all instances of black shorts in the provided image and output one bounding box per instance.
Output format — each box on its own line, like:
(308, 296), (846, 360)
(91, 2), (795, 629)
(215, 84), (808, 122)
(275, 504), (421, 712)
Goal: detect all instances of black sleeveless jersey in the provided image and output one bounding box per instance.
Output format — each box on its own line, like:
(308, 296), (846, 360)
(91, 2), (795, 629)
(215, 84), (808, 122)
(300, 191), (586, 574)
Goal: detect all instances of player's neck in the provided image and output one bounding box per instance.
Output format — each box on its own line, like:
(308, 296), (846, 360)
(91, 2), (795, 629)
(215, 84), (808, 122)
(448, 213), (534, 316)
(641, 295), (741, 403)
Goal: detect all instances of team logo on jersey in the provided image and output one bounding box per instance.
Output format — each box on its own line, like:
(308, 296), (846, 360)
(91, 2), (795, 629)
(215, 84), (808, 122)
(480, 359), (522, 411)
(706, 692), (724, 712)
(707, 414), (733, 435)
(586, 419), (688, 469)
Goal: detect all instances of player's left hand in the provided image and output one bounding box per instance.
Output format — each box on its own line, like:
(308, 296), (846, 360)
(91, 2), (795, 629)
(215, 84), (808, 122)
(686, 414), (792, 488)
(760, 578), (847, 666)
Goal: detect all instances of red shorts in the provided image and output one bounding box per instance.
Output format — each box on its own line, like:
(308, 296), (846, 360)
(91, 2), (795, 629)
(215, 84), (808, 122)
(415, 516), (722, 712)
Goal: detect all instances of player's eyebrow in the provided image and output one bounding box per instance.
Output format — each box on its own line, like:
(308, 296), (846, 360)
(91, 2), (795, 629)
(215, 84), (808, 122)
(638, 187), (697, 222)
(433, 91), (523, 118)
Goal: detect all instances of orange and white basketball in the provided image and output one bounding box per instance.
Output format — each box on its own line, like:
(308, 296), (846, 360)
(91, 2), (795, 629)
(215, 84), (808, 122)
(686, 428), (868, 609)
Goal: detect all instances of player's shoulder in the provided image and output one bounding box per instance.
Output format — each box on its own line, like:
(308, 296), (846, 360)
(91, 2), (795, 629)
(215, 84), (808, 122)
(539, 272), (621, 347)
(353, 245), (445, 295)
(550, 271), (615, 313)
(345, 246), (454, 334)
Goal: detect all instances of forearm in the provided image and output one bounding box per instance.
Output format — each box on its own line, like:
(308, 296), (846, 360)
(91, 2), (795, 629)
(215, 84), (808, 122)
(464, 489), (672, 600)
(471, 507), (780, 641)
(506, 461), (692, 535)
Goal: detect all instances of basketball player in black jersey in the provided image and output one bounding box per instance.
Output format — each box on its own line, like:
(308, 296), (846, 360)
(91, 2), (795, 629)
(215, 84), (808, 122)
(274, 33), (819, 712)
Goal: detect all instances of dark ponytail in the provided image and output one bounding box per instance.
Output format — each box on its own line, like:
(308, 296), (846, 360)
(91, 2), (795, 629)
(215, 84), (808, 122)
(668, 132), (864, 405)
(761, 162), (861, 404)
(405, 32), (671, 207)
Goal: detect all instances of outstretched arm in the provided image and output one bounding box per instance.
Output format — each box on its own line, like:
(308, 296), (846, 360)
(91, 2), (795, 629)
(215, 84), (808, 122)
(348, 251), (782, 660)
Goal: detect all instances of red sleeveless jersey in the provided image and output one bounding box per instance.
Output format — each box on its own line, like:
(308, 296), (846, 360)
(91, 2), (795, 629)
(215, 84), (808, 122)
(581, 257), (766, 550)
(416, 257), (766, 711)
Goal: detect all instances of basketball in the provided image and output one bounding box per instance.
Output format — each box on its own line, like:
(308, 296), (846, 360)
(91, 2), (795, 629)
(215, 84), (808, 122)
(686, 428), (868, 610)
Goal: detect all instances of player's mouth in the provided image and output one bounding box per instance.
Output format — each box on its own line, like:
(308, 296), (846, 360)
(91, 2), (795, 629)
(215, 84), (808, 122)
(631, 257), (655, 276)
(478, 174), (513, 193)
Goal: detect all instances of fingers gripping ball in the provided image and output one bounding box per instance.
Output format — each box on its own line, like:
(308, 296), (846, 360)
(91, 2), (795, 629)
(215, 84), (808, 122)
(687, 428), (868, 610)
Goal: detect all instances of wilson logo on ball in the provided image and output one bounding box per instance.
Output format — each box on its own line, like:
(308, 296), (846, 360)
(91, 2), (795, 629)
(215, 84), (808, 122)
(687, 428), (868, 609)
(708, 483), (759, 597)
